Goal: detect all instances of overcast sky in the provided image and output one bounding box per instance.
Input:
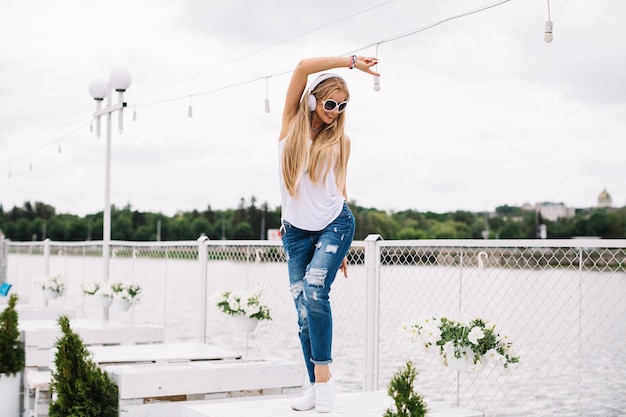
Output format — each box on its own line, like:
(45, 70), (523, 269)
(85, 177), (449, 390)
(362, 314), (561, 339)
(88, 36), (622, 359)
(1, 0), (624, 217)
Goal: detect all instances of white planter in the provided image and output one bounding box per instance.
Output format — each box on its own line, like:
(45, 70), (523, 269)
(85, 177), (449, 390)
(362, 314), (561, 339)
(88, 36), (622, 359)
(112, 299), (132, 312)
(44, 288), (59, 299)
(445, 354), (472, 372)
(231, 315), (259, 333)
(0, 372), (21, 417)
(96, 296), (113, 308)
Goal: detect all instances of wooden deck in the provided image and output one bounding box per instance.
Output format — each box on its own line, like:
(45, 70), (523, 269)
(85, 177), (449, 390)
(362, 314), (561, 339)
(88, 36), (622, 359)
(182, 390), (484, 417)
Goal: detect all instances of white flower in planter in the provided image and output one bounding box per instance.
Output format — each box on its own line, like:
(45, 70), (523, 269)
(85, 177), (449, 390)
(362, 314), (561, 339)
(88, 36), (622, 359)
(36, 274), (66, 297)
(213, 289), (271, 321)
(404, 316), (521, 371)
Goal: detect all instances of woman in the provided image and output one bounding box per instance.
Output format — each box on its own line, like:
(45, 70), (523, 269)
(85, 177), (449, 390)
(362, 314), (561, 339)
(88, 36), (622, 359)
(278, 56), (380, 413)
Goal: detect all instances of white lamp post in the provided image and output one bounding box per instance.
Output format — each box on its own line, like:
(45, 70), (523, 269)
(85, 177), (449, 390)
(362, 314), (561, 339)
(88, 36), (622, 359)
(89, 68), (132, 315)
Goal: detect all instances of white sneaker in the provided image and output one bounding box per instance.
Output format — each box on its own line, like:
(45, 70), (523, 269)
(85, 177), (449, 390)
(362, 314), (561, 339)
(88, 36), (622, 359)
(315, 380), (335, 413)
(291, 385), (315, 411)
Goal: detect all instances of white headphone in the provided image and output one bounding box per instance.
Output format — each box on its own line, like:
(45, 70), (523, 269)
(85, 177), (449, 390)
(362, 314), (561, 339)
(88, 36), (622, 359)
(306, 73), (345, 109)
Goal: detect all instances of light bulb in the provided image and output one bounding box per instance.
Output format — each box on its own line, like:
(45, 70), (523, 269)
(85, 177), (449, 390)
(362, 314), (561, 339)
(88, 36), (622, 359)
(188, 104), (193, 118)
(88, 78), (108, 100)
(544, 20), (553, 43)
(373, 76), (381, 92)
(109, 68), (132, 92)
(264, 98), (271, 113)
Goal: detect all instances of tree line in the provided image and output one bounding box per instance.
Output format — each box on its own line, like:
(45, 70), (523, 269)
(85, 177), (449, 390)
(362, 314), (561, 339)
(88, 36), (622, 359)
(1, 199), (624, 242)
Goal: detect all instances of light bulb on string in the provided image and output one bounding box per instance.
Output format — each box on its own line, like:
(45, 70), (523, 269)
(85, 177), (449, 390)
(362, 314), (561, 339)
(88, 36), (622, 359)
(133, 108), (137, 121)
(264, 77), (271, 113)
(544, 0), (553, 43)
(544, 20), (553, 43)
(188, 96), (193, 118)
(58, 144), (62, 154)
(373, 44), (381, 92)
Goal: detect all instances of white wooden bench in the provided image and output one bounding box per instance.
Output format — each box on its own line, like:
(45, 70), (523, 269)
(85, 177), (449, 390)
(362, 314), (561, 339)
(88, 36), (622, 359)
(20, 319), (166, 368)
(21, 320), (165, 417)
(182, 390), (484, 417)
(105, 358), (304, 417)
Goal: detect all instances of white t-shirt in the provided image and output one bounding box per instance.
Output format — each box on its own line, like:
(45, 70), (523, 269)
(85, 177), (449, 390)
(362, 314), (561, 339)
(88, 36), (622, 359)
(278, 140), (345, 231)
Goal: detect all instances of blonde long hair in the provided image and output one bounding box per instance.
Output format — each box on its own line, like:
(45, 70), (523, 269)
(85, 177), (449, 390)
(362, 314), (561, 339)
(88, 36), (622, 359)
(281, 76), (350, 197)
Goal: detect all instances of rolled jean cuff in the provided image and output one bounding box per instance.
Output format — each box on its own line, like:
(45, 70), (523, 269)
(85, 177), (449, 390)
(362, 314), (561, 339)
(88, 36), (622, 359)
(311, 358), (333, 366)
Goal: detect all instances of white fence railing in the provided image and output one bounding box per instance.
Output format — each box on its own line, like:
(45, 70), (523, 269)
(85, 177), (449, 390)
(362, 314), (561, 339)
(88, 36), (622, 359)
(3, 236), (625, 417)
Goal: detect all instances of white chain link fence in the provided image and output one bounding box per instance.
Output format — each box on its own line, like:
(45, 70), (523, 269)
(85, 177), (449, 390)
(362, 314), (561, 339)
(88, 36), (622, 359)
(4, 237), (625, 417)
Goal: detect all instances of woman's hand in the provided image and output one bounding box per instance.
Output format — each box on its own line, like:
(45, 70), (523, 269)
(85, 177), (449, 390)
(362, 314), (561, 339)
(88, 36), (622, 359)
(353, 56), (380, 76)
(340, 257), (349, 278)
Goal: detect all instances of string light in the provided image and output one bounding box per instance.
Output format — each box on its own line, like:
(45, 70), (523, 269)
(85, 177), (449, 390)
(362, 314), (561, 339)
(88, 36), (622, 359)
(133, 107), (137, 121)
(373, 43), (381, 92)
(264, 77), (271, 113)
(544, 0), (553, 43)
(188, 96), (193, 118)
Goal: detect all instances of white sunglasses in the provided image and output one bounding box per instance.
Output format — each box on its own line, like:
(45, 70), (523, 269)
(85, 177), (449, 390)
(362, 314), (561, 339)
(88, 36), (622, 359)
(322, 98), (348, 113)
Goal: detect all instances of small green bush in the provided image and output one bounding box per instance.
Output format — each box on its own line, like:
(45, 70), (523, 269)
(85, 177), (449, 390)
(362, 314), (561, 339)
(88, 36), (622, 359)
(49, 315), (118, 417)
(0, 294), (25, 376)
(384, 361), (428, 417)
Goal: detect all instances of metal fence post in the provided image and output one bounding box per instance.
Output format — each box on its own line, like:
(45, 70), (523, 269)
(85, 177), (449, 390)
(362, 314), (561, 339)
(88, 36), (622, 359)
(43, 238), (51, 277)
(364, 234), (383, 391)
(0, 232), (7, 284)
(198, 235), (209, 343)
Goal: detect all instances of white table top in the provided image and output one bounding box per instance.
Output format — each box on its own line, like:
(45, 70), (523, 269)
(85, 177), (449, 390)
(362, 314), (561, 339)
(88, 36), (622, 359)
(89, 343), (241, 365)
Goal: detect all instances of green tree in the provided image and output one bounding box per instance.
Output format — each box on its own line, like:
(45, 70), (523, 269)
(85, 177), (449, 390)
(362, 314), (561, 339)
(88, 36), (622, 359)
(0, 294), (25, 376)
(384, 361), (427, 417)
(233, 222), (254, 239)
(49, 316), (118, 417)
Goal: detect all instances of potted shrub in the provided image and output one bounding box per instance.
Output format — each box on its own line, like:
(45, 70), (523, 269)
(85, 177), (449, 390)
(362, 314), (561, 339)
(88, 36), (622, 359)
(0, 293), (25, 417)
(48, 315), (118, 417)
(213, 288), (271, 332)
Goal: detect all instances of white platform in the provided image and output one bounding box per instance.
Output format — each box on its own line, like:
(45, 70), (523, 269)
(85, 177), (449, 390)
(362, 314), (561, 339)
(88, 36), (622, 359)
(182, 390), (484, 417)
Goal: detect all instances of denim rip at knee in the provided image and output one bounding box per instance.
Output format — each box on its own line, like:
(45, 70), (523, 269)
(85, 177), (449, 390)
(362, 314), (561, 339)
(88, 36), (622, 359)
(281, 203), (355, 383)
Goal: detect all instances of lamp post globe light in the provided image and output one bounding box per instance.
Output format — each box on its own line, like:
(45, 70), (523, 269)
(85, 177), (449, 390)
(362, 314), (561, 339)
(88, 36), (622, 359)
(88, 68), (131, 316)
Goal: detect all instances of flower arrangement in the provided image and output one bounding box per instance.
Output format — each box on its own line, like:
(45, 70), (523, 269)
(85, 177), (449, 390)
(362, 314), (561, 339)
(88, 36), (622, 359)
(213, 289), (272, 321)
(402, 316), (520, 372)
(110, 281), (142, 304)
(80, 281), (100, 296)
(36, 274), (66, 297)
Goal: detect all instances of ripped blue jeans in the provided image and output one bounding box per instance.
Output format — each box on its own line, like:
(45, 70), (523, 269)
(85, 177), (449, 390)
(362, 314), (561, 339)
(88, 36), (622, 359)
(280, 203), (355, 383)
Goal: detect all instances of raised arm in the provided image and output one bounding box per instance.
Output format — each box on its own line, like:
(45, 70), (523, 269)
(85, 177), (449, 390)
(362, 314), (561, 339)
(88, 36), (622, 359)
(278, 56), (380, 141)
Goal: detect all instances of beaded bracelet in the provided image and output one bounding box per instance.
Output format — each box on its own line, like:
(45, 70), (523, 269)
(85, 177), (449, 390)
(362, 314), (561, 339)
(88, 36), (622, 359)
(349, 54), (357, 69)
